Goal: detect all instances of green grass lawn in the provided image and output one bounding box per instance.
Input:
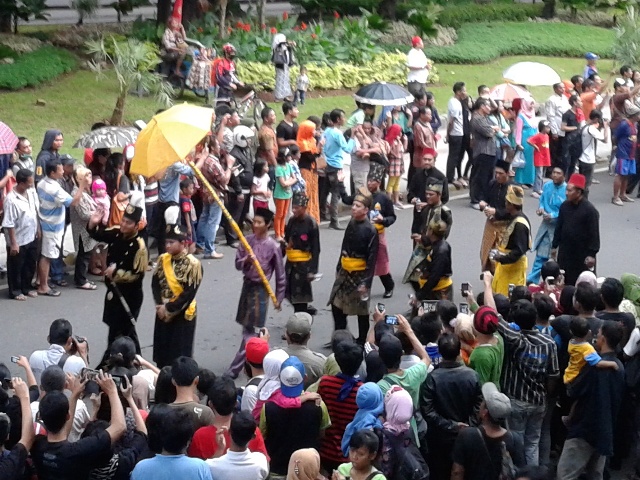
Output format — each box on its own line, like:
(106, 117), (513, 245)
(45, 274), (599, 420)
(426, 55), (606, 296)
(0, 55), (615, 155)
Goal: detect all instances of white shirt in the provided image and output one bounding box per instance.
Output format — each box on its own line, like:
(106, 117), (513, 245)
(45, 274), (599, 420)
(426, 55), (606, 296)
(545, 94), (570, 137)
(240, 375), (264, 413)
(447, 97), (464, 137)
(624, 328), (640, 357)
(2, 188), (39, 246)
(580, 124), (606, 164)
(406, 48), (429, 84)
(31, 397), (91, 442)
(29, 344), (86, 385)
(206, 450), (269, 480)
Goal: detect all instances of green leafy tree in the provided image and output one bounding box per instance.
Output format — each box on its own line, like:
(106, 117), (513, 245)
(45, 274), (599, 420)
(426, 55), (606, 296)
(72, 0), (99, 25)
(86, 36), (173, 125)
(0, 0), (48, 34)
(613, 5), (640, 67)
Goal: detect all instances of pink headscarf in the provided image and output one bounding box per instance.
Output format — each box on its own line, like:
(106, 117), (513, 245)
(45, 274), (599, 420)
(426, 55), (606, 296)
(518, 96), (536, 119)
(385, 124), (402, 144)
(383, 386), (413, 434)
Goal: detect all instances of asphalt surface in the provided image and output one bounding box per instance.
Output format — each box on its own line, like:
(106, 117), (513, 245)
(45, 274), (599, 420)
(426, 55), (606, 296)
(2, 166), (637, 378)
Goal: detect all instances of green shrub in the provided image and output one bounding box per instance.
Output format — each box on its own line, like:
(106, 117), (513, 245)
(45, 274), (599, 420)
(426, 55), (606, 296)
(0, 45), (17, 60)
(438, 3), (544, 28)
(236, 52), (439, 90)
(428, 22), (615, 64)
(0, 46), (77, 90)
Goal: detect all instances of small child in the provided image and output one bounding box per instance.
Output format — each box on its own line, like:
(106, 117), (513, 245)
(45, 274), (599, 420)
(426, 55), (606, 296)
(251, 158), (272, 213)
(527, 120), (551, 198)
(288, 145), (306, 195)
(294, 66), (310, 106)
(91, 178), (111, 225)
(335, 430), (386, 480)
(179, 178), (197, 254)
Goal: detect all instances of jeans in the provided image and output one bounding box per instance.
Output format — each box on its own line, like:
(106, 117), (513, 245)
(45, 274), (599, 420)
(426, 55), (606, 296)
(326, 168), (345, 224)
(318, 174), (330, 219)
(447, 135), (464, 182)
(73, 237), (92, 286)
(196, 201), (222, 255)
(508, 398), (546, 466)
(527, 255), (548, 285)
(556, 437), (606, 480)
(6, 240), (37, 298)
(469, 154), (496, 204)
(294, 89), (306, 104)
(539, 396), (556, 469)
(578, 162), (594, 199)
(533, 166), (544, 194)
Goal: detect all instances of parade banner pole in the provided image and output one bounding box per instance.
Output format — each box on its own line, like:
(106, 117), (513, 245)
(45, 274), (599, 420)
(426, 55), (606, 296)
(187, 160), (279, 307)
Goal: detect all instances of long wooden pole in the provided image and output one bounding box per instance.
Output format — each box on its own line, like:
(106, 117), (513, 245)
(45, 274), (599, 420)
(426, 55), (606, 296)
(187, 160), (279, 307)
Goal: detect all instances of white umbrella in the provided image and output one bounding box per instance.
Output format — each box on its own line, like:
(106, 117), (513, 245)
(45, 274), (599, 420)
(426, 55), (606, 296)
(490, 83), (530, 102)
(503, 62), (561, 87)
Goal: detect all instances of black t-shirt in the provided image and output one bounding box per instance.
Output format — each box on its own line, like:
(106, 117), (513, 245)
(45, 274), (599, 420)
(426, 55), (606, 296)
(0, 443), (28, 480)
(31, 429), (112, 480)
(452, 427), (525, 480)
(596, 311), (636, 336)
(562, 110), (581, 150)
(276, 121), (298, 145)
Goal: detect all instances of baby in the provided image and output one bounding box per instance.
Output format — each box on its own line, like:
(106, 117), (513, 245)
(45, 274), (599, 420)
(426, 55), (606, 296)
(92, 178), (111, 225)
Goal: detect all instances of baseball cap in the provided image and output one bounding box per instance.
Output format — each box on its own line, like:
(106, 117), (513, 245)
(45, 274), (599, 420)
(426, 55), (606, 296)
(473, 306), (499, 335)
(59, 154), (75, 166)
(286, 312), (313, 337)
(245, 337), (269, 365)
(279, 356), (305, 398)
(482, 382), (511, 421)
(412, 36), (422, 47)
(614, 77), (627, 89)
(585, 52), (599, 60)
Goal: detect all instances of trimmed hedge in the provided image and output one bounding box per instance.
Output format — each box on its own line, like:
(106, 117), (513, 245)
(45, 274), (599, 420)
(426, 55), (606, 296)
(438, 3), (544, 28)
(428, 22), (615, 64)
(0, 46), (77, 90)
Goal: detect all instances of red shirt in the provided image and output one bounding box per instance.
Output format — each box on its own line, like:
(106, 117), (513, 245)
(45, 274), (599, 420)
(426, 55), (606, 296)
(528, 132), (551, 167)
(187, 424), (269, 461)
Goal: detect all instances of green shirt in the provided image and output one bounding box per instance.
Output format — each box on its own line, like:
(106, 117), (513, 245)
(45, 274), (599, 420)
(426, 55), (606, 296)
(469, 334), (504, 386)
(274, 163), (293, 200)
(337, 463), (386, 480)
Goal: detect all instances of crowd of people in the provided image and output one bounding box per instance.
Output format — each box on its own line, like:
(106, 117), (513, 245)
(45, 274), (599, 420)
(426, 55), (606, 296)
(1, 34), (640, 480)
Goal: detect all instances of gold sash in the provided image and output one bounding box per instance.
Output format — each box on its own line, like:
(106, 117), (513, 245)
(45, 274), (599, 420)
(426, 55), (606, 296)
(161, 253), (197, 321)
(374, 223), (385, 234)
(286, 248), (312, 262)
(341, 257), (367, 272)
(418, 276), (452, 290)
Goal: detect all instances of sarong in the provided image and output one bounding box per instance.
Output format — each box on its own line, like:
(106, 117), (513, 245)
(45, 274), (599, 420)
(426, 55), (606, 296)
(329, 268), (369, 316)
(235, 280), (269, 329)
(374, 231), (390, 277)
(480, 219), (509, 272)
(492, 248), (527, 297)
(285, 260), (313, 304)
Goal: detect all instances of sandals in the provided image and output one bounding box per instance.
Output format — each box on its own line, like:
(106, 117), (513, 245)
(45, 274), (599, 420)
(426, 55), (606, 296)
(52, 279), (68, 287)
(76, 282), (97, 290)
(13, 294), (26, 301)
(39, 289), (61, 297)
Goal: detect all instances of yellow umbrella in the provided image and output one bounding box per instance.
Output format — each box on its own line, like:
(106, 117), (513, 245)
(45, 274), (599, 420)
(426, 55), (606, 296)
(130, 103), (215, 178)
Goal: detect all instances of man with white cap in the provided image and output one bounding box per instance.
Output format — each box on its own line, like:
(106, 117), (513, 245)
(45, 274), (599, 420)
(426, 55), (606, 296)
(451, 382), (525, 480)
(282, 312), (326, 388)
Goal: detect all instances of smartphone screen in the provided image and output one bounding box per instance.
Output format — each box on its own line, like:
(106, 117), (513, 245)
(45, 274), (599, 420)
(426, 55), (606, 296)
(459, 303), (470, 315)
(384, 315), (399, 325)
(377, 303), (385, 313)
(422, 301), (437, 313)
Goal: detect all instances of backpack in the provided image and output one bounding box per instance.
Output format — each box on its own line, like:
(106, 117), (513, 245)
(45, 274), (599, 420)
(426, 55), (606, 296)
(381, 429), (429, 480)
(475, 428), (517, 480)
(272, 45), (288, 68)
(236, 375), (263, 412)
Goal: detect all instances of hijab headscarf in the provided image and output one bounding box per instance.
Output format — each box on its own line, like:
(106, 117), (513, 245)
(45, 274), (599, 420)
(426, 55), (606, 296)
(341, 382), (384, 456)
(519, 96), (535, 119)
(286, 448), (321, 480)
(385, 124), (402, 144)
(297, 120), (318, 154)
(621, 273), (640, 321)
(257, 349), (290, 401)
(382, 385), (413, 435)
(272, 33), (287, 51)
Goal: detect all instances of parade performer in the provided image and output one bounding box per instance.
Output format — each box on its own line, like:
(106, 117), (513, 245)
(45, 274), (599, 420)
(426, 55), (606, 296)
(410, 178), (452, 246)
(478, 160), (512, 272)
(228, 208), (286, 378)
(491, 185), (531, 296)
(328, 188), (378, 344)
(87, 195), (148, 362)
(151, 206), (203, 368)
(284, 192), (320, 315)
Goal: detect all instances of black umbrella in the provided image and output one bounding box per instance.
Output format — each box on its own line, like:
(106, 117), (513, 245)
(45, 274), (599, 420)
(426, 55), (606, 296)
(354, 82), (414, 107)
(73, 126), (139, 149)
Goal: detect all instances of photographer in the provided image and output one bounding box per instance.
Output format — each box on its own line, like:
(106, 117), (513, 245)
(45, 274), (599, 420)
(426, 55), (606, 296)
(579, 109), (609, 198)
(0, 378), (34, 480)
(29, 319), (88, 384)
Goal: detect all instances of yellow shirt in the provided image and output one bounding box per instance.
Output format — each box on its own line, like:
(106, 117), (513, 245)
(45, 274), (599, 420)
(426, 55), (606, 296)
(564, 341), (600, 384)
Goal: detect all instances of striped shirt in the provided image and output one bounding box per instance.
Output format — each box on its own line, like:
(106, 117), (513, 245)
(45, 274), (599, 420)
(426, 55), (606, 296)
(37, 177), (72, 234)
(317, 375), (362, 465)
(497, 316), (559, 405)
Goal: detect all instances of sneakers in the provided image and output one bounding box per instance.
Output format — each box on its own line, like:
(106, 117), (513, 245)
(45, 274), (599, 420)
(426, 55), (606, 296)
(470, 203), (481, 211)
(612, 197), (624, 206)
(621, 195), (635, 203)
(203, 252), (224, 259)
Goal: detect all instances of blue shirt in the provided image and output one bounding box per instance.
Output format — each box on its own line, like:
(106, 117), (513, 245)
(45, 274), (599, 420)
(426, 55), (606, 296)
(615, 120), (636, 160)
(323, 128), (356, 169)
(539, 181), (566, 220)
(159, 162), (194, 203)
(131, 454), (213, 480)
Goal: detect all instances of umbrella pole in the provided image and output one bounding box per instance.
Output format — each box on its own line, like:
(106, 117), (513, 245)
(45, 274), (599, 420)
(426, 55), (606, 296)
(187, 160), (279, 307)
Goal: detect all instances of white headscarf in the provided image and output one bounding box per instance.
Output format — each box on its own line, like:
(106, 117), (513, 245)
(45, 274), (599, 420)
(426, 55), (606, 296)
(257, 349), (289, 401)
(272, 33), (287, 51)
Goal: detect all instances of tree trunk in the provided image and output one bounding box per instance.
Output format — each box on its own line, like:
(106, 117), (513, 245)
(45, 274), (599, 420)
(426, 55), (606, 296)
(218, 0), (228, 38)
(111, 93), (127, 125)
(542, 0), (555, 18)
(257, 0), (265, 27)
(378, 0), (397, 20)
(156, 0), (172, 27)
(182, 0), (203, 25)
(0, 13), (12, 33)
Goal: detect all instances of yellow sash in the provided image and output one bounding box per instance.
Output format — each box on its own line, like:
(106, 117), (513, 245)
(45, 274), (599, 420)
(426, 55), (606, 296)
(418, 276), (452, 290)
(161, 253), (197, 321)
(374, 223), (385, 234)
(341, 257), (367, 272)
(286, 248), (312, 262)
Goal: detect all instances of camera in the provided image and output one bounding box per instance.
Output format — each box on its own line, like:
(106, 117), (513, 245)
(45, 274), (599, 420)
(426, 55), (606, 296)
(377, 303), (385, 314)
(422, 300), (437, 313)
(459, 303), (470, 315)
(461, 282), (470, 297)
(10, 356), (19, 364)
(384, 315), (399, 326)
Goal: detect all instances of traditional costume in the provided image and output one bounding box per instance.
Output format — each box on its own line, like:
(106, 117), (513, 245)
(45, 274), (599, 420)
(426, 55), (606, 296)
(492, 186), (532, 296)
(407, 166), (449, 234)
(552, 174), (600, 285)
(228, 208), (286, 377)
(328, 188), (379, 343)
(284, 193), (320, 312)
(88, 199), (148, 363)
(479, 160), (512, 272)
(151, 206), (203, 368)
